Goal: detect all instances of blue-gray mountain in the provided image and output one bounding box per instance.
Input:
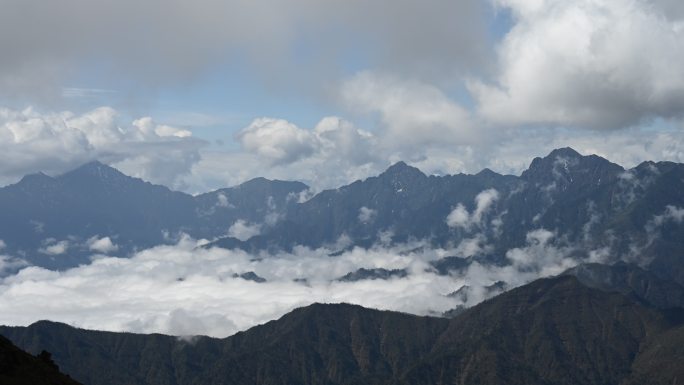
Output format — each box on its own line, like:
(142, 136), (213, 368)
(1, 147), (683, 286)
(0, 162), (306, 269)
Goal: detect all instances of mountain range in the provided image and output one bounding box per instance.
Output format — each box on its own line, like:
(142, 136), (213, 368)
(1, 147), (683, 289)
(1, 147), (684, 383)
(0, 162), (306, 269)
(2, 274), (683, 385)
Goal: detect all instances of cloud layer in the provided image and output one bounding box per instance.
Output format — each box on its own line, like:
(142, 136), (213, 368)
(472, 0), (684, 129)
(0, 106), (204, 189)
(0, 0), (489, 99)
(0, 225), (600, 338)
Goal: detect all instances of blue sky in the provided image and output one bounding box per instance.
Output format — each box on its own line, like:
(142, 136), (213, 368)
(1, 0), (684, 192)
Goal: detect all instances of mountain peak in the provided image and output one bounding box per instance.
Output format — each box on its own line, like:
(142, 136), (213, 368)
(522, 147), (623, 183)
(18, 171), (54, 185)
(547, 147), (582, 159)
(10, 171), (57, 192)
(76, 160), (114, 172)
(475, 168), (501, 178)
(380, 161), (425, 179)
(60, 161), (127, 181)
(55, 161), (142, 192)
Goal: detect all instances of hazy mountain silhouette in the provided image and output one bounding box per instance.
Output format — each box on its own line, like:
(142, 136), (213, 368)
(1, 148), (683, 288)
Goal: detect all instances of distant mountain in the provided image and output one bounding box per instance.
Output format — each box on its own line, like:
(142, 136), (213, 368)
(337, 267), (408, 282)
(212, 147), (684, 286)
(2, 148), (683, 284)
(0, 162), (307, 269)
(2, 275), (683, 385)
(211, 160), (517, 253)
(0, 334), (81, 385)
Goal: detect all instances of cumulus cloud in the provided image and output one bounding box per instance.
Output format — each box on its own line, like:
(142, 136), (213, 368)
(39, 240), (69, 256)
(472, 0), (684, 129)
(236, 118), (319, 165)
(236, 116), (376, 169)
(87, 236), (118, 254)
(216, 193), (233, 208)
(358, 207), (377, 224)
(340, 71), (479, 149)
(191, 115), (381, 191)
(446, 205), (471, 229)
(133, 117), (192, 139)
(0, 106), (205, 189)
(227, 220), (261, 241)
(446, 189), (500, 230)
(506, 229), (575, 274)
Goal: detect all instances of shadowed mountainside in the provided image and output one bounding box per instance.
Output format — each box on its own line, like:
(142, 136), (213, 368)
(0, 334), (81, 385)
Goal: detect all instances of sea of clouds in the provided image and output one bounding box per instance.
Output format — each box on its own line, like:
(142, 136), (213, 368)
(0, 227), (588, 338)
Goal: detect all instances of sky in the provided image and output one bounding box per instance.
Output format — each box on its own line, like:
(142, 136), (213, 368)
(3, 0), (684, 336)
(2, 0), (684, 195)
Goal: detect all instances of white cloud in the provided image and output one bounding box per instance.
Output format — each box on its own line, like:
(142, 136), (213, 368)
(446, 205), (470, 229)
(39, 240), (69, 255)
(216, 193), (232, 208)
(87, 236), (118, 254)
(182, 116), (380, 192)
(0, 239), (460, 337)
(358, 207), (377, 224)
(0, 230), (613, 337)
(506, 229), (576, 275)
(227, 220), (261, 241)
(472, 0), (684, 129)
(473, 189), (500, 222)
(454, 235), (492, 258)
(645, 205), (684, 245)
(0, 106), (204, 189)
(0, 255), (27, 276)
(133, 117), (192, 139)
(340, 71), (478, 149)
(446, 189), (500, 230)
(236, 116), (377, 171)
(236, 118), (318, 165)
(652, 205), (684, 226)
